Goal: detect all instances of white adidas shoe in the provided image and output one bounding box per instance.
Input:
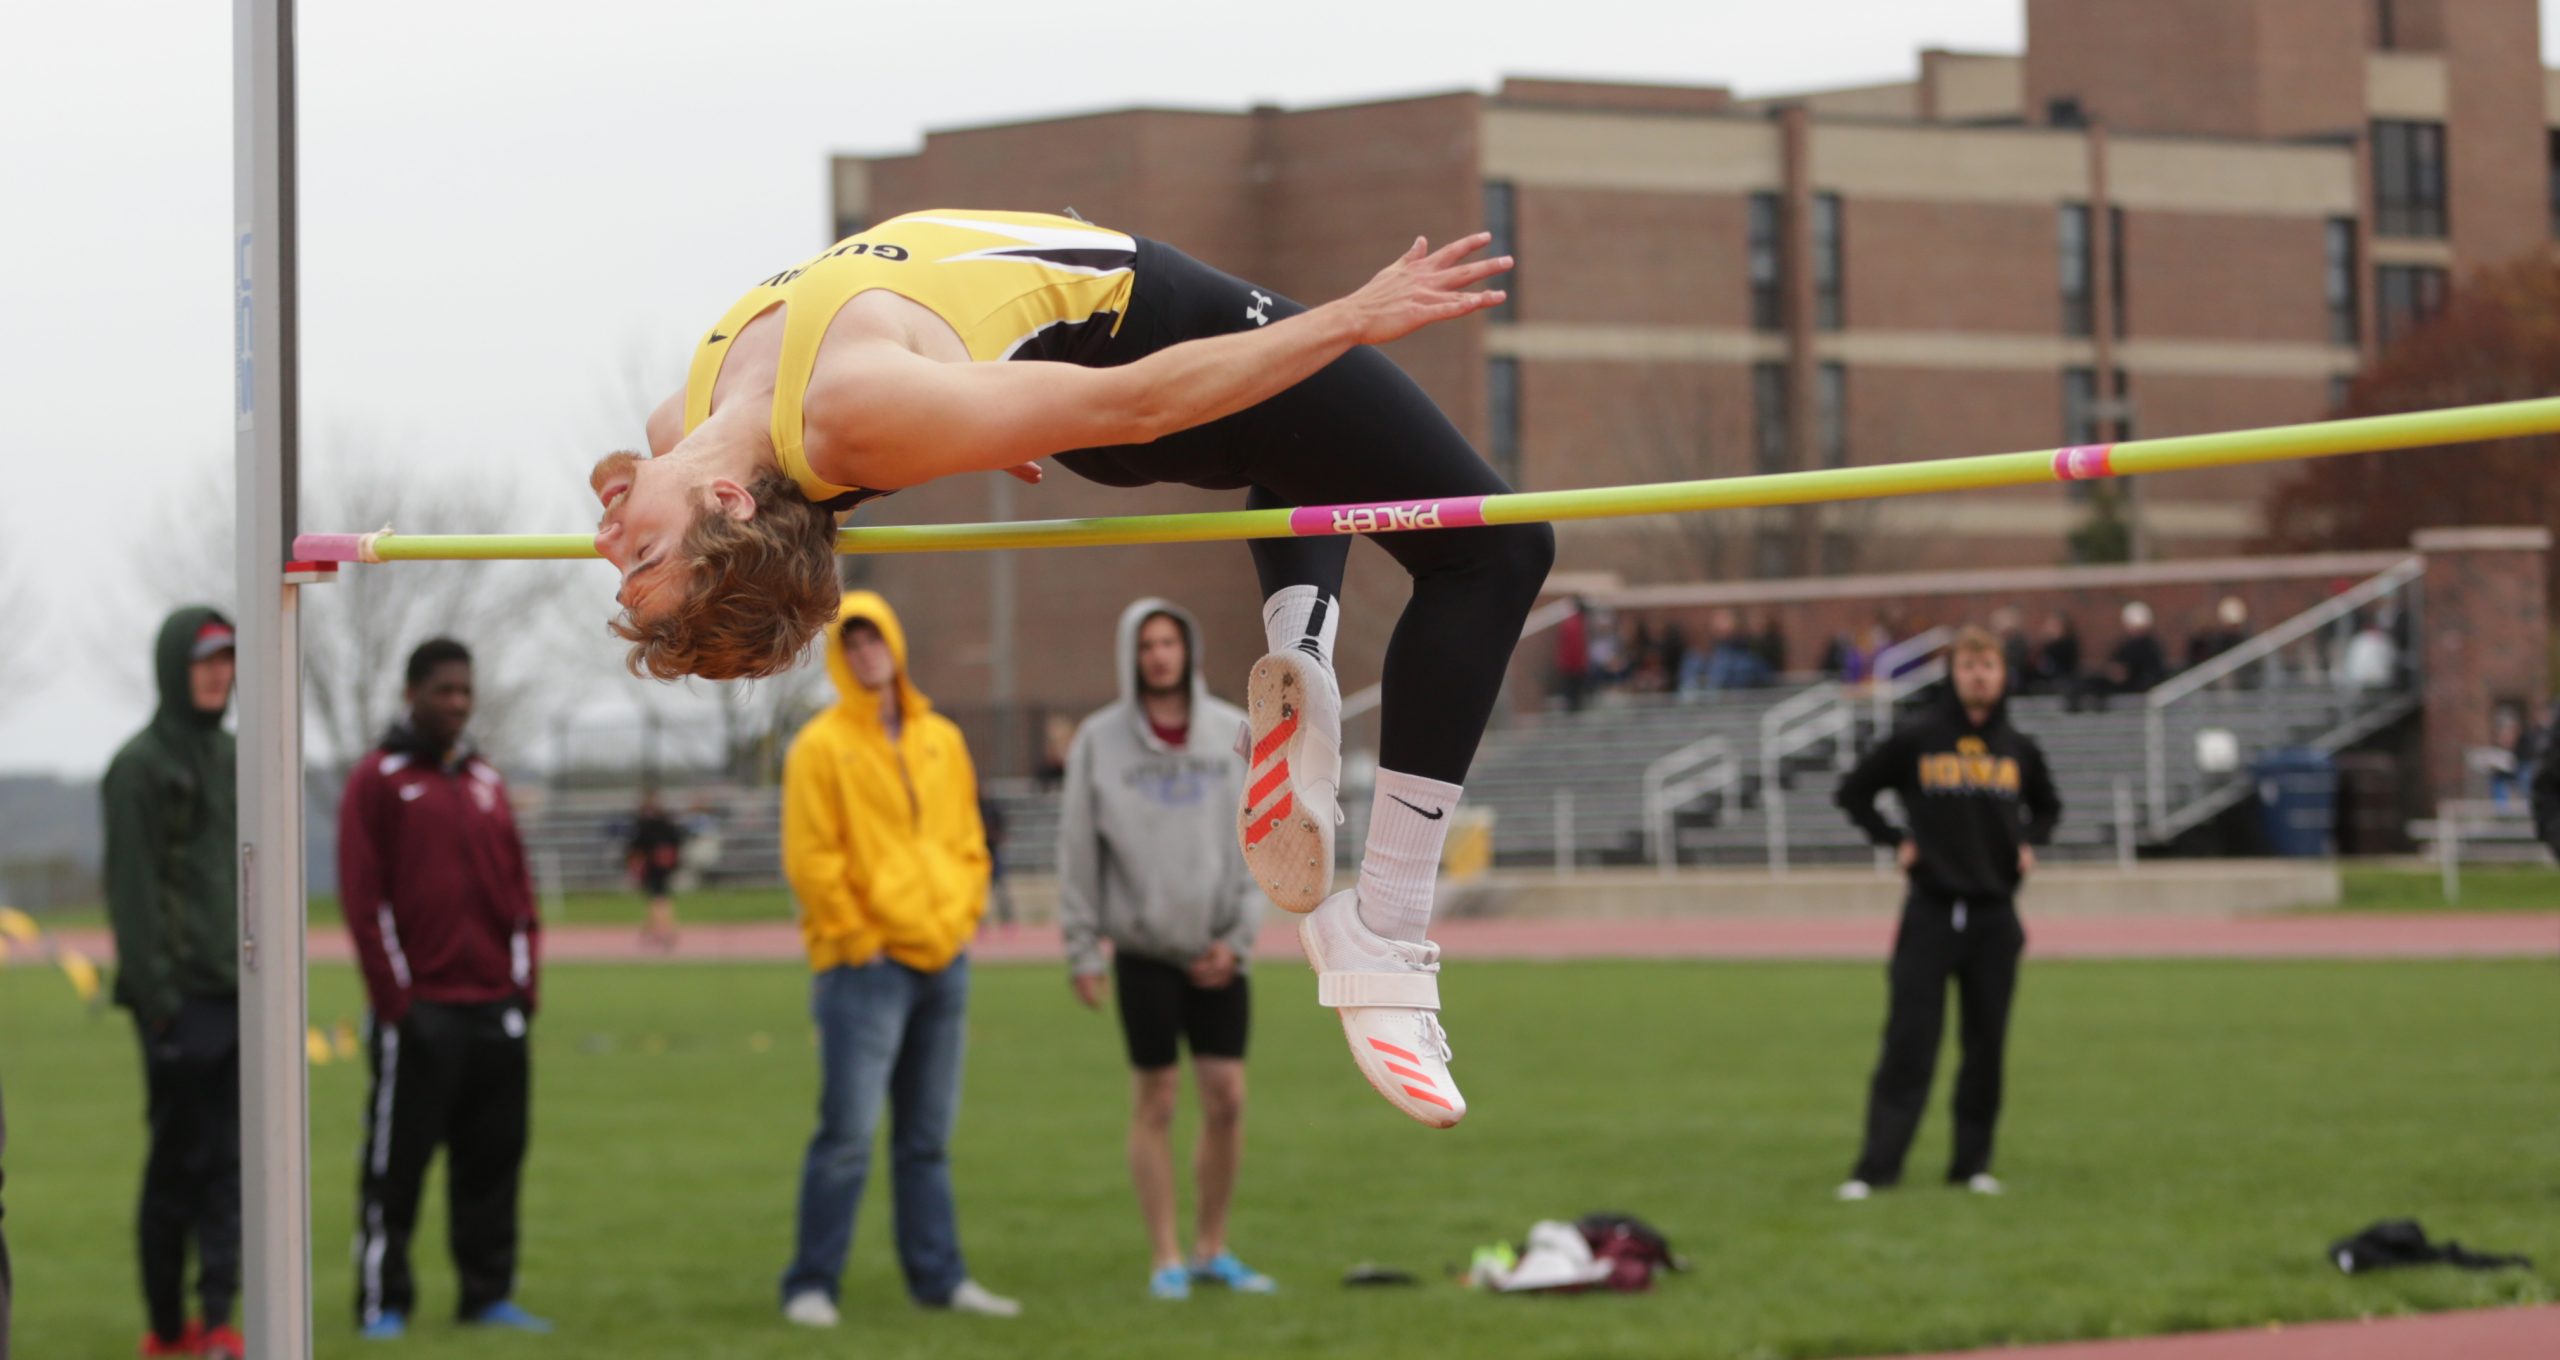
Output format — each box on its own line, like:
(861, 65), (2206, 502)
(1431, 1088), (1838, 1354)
(1299, 889), (1464, 1128)
(781, 1291), (840, 1328)
(1238, 650), (1342, 913)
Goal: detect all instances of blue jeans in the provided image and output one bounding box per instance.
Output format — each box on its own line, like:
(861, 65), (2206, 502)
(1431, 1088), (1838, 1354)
(779, 956), (970, 1306)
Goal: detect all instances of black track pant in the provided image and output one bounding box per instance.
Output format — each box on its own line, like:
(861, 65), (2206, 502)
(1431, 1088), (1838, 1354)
(134, 997), (242, 1343)
(1851, 890), (2024, 1187)
(1057, 240), (1556, 785)
(2, 1075), (13, 1360)
(355, 999), (531, 1325)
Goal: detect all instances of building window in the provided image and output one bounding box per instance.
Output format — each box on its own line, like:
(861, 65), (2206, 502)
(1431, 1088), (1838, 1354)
(1486, 356), (1521, 483)
(2059, 203), (2093, 337)
(1816, 363), (1847, 467)
(1483, 180), (1517, 323)
(1812, 193), (1844, 331)
(2108, 206), (2129, 338)
(2372, 120), (2447, 238)
(2374, 0), (2397, 50)
(2063, 368), (2099, 447)
(1752, 362), (1790, 474)
(833, 213), (866, 243)
(2325, 219), (2359, 344)
(2109, 369), (2133, 441)
(2329, 374), (2355, 414)
(1747, 193), (1784, 332)
(2548, 131), (2560, 238)
(2375, 265), (2448, 347)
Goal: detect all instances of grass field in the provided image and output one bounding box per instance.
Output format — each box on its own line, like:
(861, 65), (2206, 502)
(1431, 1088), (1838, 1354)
(17, 864), (2556, 936)
(5, 956), (2554, 1359)
(2330, 865), (2559, 913)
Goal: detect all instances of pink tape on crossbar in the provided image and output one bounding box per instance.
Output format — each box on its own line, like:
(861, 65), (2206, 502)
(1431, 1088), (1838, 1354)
(2052, 444), (2115, 481)
(1286, 496), (1489, 537)
(292, 533), (374, 563)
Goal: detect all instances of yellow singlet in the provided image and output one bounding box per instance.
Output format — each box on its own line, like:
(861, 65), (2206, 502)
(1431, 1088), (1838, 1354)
(684, 209), (1139, 508)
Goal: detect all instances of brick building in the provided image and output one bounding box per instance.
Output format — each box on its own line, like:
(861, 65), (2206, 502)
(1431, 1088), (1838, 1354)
(820, 0), (2556, 769)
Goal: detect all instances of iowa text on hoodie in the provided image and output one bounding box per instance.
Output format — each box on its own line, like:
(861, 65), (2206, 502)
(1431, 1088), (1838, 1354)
(1836, 688), (2062, 901)
(337, 731), (541, 1025)
(1057, 599), (1263, 977)
(782, 591), (990, 974)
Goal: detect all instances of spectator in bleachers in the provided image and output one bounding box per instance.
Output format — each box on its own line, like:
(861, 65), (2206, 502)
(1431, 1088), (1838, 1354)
(2185, 596), (2251, 676)
(1753, 611), (1789, 677)
(2482, 706), (2534, 812)
(2095, 601), (2168, 706)
(2026, 610), (2081, 702)
(2336, 607), (2398, 692)
(1833, 626), (2060, 1204)
(1626, 624), (1673, 695)
(1991, 608), (2032, 691)
(1820, 615), (1897, 687)
(1657, 621), (1693, 689)
(1585, 608), (1627, 691)
(1699, 609), (1772, 691)
(1554, 597), (1591, 712)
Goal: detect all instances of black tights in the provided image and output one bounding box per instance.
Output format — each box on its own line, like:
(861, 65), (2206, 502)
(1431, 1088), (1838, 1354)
(1059, 241), (1553, 784)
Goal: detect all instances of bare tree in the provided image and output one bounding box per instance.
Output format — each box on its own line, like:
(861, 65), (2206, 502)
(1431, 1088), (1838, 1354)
(1605, 364), (1743, 582)
(130, 443), (590, 770)
(0, 539), (43, 720)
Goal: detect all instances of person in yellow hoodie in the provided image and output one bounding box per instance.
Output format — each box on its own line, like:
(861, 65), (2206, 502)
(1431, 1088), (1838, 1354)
(776, 591), (1020, 1327)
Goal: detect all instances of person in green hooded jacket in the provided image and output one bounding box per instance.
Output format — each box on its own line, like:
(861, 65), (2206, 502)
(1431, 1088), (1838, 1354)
(100, 605), (246, 1359)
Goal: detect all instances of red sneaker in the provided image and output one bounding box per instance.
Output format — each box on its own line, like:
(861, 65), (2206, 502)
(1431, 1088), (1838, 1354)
(138, 1320), (203, 1357)
(202, 1324), (248, 1359)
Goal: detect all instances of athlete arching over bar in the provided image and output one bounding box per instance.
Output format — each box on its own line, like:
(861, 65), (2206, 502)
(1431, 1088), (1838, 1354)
(590, 211), (1548, 1127)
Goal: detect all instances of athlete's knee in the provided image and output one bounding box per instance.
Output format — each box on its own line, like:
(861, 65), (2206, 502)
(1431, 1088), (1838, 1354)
(1483, 521), (1555, 601)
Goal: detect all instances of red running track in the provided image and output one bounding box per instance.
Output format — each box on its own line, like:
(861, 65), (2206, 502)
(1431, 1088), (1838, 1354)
(1891, 1304), (2558, 1360)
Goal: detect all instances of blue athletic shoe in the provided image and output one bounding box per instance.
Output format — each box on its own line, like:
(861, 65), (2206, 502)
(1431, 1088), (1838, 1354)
(358, 1311), (407, 1341)
(1148, 1264), (1191, 1300)
(1190, 1252), (1277, 1293)
(462, 1300), (553, 1333)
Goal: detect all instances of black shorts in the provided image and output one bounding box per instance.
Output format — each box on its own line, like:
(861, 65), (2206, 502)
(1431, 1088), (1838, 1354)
(1045, 237), (1554, 786)
(1112, 952), (1250, 1070)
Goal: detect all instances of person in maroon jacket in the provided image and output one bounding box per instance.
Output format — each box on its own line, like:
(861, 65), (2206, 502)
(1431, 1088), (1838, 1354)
(337, 638), (551, 1339)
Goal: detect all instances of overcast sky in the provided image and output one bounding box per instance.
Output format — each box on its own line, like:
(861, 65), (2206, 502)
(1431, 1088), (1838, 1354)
(3, 2), (2553, 779)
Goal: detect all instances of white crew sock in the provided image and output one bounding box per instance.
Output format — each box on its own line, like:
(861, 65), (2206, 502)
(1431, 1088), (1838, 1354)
(1261, 585), (1339, 672)
(1357, 768), (1462, 944)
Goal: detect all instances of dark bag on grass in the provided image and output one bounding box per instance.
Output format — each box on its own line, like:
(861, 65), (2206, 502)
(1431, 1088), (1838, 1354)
(2328, 1219), (2531, 1275)
(1575, 1213), (1690, 1293)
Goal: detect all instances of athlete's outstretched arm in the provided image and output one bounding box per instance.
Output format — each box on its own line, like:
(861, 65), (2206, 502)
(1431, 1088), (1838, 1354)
(807, 233), (1511, 491)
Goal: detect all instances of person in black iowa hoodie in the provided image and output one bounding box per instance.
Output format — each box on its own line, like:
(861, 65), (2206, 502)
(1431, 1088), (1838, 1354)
(1833, 625), (2060, 1201)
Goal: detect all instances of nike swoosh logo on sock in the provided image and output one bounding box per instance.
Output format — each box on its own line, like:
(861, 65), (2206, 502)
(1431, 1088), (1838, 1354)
(1389, 795), (1445, 820)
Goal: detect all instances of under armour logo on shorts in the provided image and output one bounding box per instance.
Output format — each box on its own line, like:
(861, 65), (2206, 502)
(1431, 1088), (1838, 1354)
(1246, 290), (1271, 326)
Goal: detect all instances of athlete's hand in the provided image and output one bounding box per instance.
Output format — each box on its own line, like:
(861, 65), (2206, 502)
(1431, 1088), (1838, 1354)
(1189, 941), (1239, 990)
(1336, 232), (1511, 346)
(1071, 972), (1106, 1010)
(2018, 845), (2037, 878)
(1897, 839), (1920, 872)
(1000, 462), (1043, 485)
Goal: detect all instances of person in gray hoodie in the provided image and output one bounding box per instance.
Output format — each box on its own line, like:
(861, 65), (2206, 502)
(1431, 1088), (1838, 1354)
(1058, 599), (1275, 1301)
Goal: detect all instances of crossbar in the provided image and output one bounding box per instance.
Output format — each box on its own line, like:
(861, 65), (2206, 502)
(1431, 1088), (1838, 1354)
(296, 397), (2560, 563)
